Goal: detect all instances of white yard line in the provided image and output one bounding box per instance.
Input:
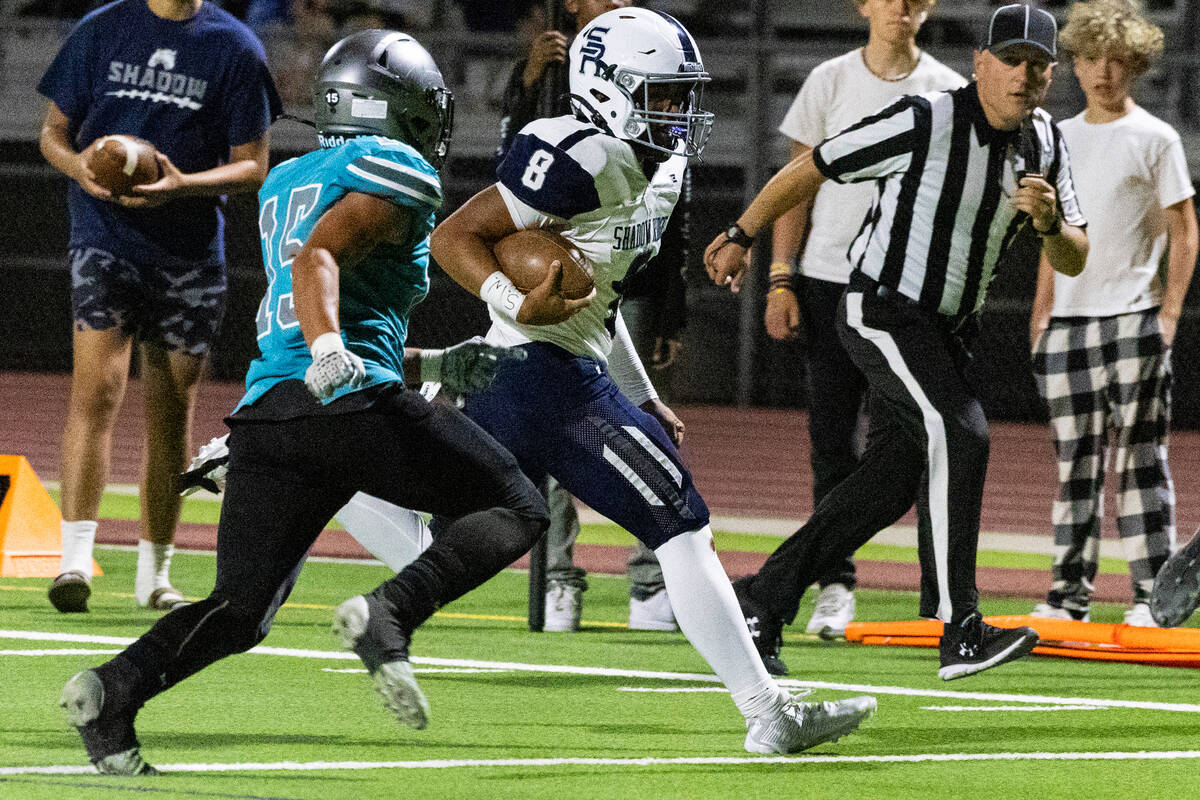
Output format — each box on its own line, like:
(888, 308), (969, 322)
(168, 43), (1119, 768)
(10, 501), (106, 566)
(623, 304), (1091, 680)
(5, 751), (1200, 775)
(2, 628), (1197, 713)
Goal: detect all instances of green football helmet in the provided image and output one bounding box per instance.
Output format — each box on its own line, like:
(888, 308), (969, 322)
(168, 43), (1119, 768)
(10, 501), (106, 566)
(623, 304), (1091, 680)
(313, 29), (454, 168)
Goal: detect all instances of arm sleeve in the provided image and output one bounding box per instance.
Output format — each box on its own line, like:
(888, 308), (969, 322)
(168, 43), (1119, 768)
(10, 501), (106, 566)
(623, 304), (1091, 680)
(812, 96), (919, 184)
(608, 311), (658, 406)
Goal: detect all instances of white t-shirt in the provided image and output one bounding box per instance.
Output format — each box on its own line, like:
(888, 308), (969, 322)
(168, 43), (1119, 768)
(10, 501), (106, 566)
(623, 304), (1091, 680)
(778, 48), (966, 283)
(1051, 106), (1194, 316)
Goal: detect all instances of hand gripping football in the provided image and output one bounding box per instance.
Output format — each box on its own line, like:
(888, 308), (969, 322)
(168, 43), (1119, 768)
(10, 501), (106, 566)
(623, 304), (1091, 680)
(493, 229), (594, 300)
(85, 135), (162, 196)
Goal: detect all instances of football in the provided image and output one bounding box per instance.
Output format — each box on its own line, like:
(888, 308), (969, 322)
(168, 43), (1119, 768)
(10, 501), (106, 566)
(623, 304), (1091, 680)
(85, 135), (161, 196)
(493, 229), (594, 300)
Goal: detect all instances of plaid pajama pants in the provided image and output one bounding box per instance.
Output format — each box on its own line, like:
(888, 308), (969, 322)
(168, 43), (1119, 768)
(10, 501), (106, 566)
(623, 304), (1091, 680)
(1031, 309), (1176, 611)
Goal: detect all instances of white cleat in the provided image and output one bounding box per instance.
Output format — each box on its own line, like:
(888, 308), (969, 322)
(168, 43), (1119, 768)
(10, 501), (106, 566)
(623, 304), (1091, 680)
(744, 695), (876, 754)
(334, 595), (430, 730)
(629, 588), (678, 631)
(805, 583), (855, 639)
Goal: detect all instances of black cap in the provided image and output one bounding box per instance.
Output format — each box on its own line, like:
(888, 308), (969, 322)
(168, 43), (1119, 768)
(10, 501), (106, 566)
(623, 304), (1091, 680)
(986, 4), (1057, 59)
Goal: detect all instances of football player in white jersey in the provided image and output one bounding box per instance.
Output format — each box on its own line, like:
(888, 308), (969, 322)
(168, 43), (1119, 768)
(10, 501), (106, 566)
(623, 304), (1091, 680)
(431, 7), (877, 754)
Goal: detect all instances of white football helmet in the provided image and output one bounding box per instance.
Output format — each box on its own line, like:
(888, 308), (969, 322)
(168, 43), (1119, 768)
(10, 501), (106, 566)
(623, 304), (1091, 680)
(568, 7), (713, 158)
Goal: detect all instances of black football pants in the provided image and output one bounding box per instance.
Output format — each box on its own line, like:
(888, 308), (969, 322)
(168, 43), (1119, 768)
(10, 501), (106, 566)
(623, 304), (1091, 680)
(113, 385), (547, 706)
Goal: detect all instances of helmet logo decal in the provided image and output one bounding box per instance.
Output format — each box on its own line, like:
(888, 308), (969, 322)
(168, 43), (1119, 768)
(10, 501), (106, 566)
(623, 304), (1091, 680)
(324, 88), (339, 112)
(578, 26), (611, 76)
(351, 97), (388, 119)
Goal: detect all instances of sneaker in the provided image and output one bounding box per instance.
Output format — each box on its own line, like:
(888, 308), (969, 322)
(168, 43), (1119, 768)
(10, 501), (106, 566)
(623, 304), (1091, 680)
(1123, 602), (1161, 628)
(1030, 601), (1090, 622)
(333, 594), (429, 729)
(145, 586), (189, 611)
(48, 570), (91, 613)
(179, 434), (230, 496)
(744, 695), (877, 754)
(1150, 525), (1200, 628)
(629, 589), (678, 631)
(805, 583), (855, 639)
(60, 669), (157, 775)
(938, 611), (1038, 681)
(544, 580), (582, 632)
(732, 576), (788, 676)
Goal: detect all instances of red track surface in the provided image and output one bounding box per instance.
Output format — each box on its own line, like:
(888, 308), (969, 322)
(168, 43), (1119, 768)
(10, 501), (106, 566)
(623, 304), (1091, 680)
(5, 370), (1200, 604)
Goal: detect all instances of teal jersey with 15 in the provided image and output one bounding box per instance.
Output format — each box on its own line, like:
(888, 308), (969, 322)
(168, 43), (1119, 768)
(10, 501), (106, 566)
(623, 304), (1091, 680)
(238, 136), (443, 411)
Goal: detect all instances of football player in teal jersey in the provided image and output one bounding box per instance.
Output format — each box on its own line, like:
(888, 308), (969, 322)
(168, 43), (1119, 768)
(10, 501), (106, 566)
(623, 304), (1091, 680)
(58, 30), (550, 776)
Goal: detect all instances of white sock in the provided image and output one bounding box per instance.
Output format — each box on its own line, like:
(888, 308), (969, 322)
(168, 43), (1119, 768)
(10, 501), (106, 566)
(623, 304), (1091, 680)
(135, 539), (173, 606)
(59, 520), (97, 577)
(333, 492), (432, 572)
(655, 527), (787, 720)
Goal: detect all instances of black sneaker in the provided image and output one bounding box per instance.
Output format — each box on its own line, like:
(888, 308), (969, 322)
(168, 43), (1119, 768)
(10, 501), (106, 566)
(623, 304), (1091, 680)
(333, 594), (430, 729)
(732, 576), (788, 677)
(938, 611), (1038, 681)
(60, 669), (157, 775)
(1151, 525), (1200, 628)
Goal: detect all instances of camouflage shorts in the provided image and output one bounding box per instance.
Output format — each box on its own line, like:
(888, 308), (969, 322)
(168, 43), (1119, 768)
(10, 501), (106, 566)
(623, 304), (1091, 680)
(69, 246), (227, 356)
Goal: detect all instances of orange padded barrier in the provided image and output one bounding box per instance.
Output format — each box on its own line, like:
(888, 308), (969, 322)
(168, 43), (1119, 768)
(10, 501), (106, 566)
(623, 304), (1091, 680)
(846, 615), (1200, 669)
(0, 455), (101, 577)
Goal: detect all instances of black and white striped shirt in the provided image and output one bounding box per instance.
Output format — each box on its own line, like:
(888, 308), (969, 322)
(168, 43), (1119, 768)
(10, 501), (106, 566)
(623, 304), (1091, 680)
(813, 82), (1086, 317)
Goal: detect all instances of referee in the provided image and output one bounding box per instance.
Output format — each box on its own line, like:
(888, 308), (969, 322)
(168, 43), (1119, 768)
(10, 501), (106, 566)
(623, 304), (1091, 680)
(705, 3), (1088, 680)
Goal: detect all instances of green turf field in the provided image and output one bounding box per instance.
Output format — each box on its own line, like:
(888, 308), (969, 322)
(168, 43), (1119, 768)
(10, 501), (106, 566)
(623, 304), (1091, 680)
(3, 543), (1200, 799)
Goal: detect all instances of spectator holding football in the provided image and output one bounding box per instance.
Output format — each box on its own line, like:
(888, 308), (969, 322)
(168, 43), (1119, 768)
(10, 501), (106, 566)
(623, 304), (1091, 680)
(37, 0), (280, 613)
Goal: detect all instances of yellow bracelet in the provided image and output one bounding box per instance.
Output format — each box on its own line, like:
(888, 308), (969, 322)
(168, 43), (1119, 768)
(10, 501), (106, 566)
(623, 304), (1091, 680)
(768, 261), (793, 276)
(768, 286), (794, 296)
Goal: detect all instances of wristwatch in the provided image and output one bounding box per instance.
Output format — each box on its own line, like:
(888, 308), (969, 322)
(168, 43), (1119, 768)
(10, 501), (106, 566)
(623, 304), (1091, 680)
(725, 222), (755, 249)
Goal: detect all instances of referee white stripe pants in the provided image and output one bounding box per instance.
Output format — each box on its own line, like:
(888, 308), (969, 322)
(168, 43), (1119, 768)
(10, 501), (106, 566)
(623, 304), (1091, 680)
(748, 284), (987, 624)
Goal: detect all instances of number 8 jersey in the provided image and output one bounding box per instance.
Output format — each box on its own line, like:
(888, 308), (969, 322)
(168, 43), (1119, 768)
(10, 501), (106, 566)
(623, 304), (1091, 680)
(238, 136), (443, 411)
(491, 114), (686, 363)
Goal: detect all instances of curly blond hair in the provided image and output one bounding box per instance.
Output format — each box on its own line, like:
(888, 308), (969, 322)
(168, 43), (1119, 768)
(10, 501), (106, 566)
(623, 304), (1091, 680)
(1060, 0), (1164, 74)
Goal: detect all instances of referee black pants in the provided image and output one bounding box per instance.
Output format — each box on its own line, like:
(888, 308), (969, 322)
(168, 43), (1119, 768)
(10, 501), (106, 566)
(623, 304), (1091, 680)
(749, 282), (987, 624)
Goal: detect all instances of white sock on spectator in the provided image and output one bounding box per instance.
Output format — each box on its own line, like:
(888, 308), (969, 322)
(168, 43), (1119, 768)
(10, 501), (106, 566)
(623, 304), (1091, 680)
(135, 539), (173, 605)
(59, 519), (97, 577)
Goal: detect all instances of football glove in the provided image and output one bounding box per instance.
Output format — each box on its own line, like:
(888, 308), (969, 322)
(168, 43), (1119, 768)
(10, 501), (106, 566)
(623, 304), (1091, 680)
(421, 338), (526, 395)
(305, 332), (366, 400)
(179, 434), (230, 496)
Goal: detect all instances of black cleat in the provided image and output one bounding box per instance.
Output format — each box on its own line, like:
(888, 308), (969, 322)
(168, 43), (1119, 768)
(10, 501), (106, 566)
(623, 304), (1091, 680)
(732, 576), (788, 676)
(60, 669), (157, 775)
(49, 571), (91, 613)
(334, 594), (429, 729)
(938, 611), (1038, 680)
(1150, 525), (1200, 628)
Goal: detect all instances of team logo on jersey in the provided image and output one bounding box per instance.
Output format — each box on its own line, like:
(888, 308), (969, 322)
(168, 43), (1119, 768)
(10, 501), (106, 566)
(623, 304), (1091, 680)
(578, 26), (611, 77)
(325, 88), (340, 112)
(147, 48), (176, 70)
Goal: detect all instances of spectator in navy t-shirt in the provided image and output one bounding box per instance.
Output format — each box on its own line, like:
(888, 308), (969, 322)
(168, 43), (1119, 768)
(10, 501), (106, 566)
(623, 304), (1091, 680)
(37, 0), (281, 616)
